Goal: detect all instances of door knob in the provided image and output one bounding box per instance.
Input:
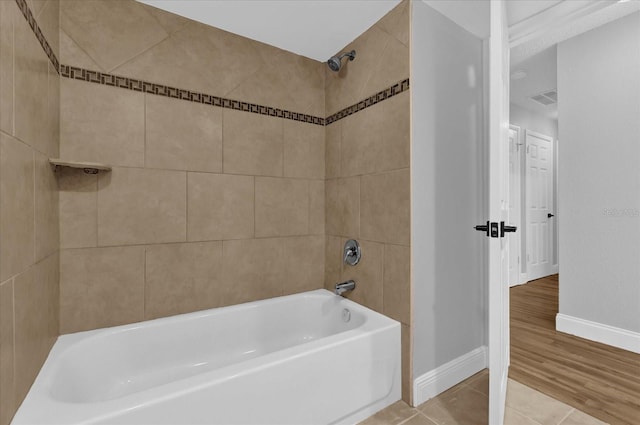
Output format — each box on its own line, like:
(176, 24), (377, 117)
(548, 213), (555, 218)
(500, 222), (517, 237)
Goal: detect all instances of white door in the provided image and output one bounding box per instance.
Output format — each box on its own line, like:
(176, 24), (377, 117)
(526, 130), (554, 280)
(489, 1), (510, 424)
(508, 126), (523, 287)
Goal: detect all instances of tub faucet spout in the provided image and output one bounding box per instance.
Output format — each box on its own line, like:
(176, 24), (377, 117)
(335, 280), (356, 296)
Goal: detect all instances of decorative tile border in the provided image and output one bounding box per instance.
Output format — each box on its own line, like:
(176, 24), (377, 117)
(60, 65), (326, 125)
(326, 78), (410, 125)
(61, 64), (410, 126)
(15, 0), (409, 126)
(14, 0), (60, 73)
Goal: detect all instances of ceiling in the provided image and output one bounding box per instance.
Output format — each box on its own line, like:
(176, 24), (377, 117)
(510, 46), (558, 119)
(137, 0), (401, 62)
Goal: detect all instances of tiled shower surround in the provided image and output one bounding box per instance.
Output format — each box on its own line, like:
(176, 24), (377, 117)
(0, 0), (411, 421)
(0, 0), (61, 422)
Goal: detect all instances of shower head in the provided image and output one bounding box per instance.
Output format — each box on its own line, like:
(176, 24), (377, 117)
(327, 50), (356, 72)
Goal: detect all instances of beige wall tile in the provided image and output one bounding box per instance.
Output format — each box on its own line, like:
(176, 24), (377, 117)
(58, 167), (97, 248)
(61, 79), (145, 167)
(326, 177), (360, 238)
(340, 239), (383, 313)
(0, 1), (15, 135)
(112, 20), (263, 98)
(221, 238), (284, 306)
(376, 1), (410, 47)
(230, 48), (325, 117)
(47, 63), (60, 157)
(59, 28), (103, 71)
(223, 109), (283, 177)
(187, 173), (254, 241)
(341, 92), (409, 177)
(338, 177), (360, 237)
(383, 244), (410, 325)
(325, 179), (339, 236)
(325, 122), (341, 179)
(26, 0), (46, 17)
(324, 236), (342, 290)
(283, 236), (324, 295)
(340, 103), (380, 176)
(14, 11), (51, 155)
(97, 167), (187, 246)
(0, 279), (15, 425)
(366, 37), (409, 103)
(226, 64), (293, 117)
(0, 134), (34, 282)
(274, 48), (325, 117)
(283, 120), (324, 179)
(255, 177), (309, 237)
(138, 2), (190, 35)
(145, 241), (223, 320)
(60, 246), (145, 333)
(34, 152), (59, 261)
(36, 253), (60, 353)
(13, 264), (55, 403)
(60, 0), (168, 71)
(377, 91), (410, 172)
(309, 180), (325, 235)
(145, 96), (222, 172)
(361, 169), (410, 245)
(36, 0), (59, 59)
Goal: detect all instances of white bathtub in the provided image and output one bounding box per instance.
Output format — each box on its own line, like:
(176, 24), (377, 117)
(13, 289), (401, 425)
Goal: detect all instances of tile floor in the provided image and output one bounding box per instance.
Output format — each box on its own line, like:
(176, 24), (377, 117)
(359, 370), (608, 425)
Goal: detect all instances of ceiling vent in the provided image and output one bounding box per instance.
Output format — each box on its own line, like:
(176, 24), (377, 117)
(530, 89), (557, 106)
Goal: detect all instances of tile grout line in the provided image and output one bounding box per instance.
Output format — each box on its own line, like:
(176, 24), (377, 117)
(556, 408), (576, 425)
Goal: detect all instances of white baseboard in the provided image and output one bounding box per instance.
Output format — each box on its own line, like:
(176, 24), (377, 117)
(556, 313), (640, 354)
(412, 346), (487, 407)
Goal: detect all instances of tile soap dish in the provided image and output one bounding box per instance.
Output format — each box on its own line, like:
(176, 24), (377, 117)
(49, 159), (112, 174)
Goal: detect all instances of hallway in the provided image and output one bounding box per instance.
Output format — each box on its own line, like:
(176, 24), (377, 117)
(510, 275), (640, 424)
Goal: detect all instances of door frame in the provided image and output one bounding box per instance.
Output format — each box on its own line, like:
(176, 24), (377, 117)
(508, 124), (528, 287)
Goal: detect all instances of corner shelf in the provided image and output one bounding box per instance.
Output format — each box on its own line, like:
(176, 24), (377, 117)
(49, 159), (112, 175)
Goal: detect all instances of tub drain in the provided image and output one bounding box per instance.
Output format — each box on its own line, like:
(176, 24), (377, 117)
(342, 308), (351, 322)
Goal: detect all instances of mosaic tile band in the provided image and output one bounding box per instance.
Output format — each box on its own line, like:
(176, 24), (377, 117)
(16, 0), (409, 126)
(14, 0), (60, 73)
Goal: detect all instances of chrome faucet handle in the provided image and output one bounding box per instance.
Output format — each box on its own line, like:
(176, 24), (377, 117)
(343, 239), (361, 266)
(344, 248), (355, 263)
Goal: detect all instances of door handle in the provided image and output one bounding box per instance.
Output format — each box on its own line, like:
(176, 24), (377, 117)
(548, 213), (555, 218)
(500, 222), (517, 237)
(474, 221), (489, 237)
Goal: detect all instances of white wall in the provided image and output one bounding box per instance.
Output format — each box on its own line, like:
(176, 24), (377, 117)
(411, 1), (486, 401)
(557, 13), (640, 342)
(510, 104), (559, 271)
(510, 104), (558, 141)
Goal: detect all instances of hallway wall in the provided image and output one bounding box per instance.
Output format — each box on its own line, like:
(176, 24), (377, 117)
(557, 12), (640, 346)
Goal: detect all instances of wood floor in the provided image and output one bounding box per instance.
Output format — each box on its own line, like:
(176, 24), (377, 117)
(510, 275), (640, 425)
